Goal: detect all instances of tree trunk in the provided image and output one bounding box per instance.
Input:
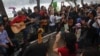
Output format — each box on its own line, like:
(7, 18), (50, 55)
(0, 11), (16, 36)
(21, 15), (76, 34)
(0, 0), (7, 16)
(36, 0), (40, 11)
(81, 0), (84, 7)
(50, 0), (54, 5)
(73, 0), (77, 6)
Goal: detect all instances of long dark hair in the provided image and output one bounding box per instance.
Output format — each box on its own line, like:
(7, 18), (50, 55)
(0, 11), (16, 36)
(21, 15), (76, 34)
(62, 32), (77, 54)
(2, 15), (9, 24)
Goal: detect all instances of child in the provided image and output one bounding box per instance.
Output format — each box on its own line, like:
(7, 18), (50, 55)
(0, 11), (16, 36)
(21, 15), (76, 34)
(0, 23), (13, 56)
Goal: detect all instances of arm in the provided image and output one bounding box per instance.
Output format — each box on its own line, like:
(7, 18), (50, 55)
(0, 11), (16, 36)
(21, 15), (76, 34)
(96, 18), (100, 27)
(5, 31), (13, 46)
(0, 43), (8, 48)
(7, 37), (13, 46)
(53, 32), (61, 53)
(46, 53), (48, 56)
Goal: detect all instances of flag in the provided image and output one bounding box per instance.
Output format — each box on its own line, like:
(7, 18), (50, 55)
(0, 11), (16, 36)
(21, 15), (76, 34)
(52, 0), (57, 11)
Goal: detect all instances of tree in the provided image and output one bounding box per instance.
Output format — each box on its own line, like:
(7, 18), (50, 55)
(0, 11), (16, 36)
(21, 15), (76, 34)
(73, 0), (77, 6)
(36, 0), (40, 11)
(65, 0), (77, 6)
(50, 0), (54, 5)
(81, 0), (84, 6)
(29, 0), (40, 11)
(0, 0), (7, 16)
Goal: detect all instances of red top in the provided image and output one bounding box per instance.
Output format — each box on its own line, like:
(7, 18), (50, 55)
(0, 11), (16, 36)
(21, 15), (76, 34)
(10, 15), (26, 25)
(39, 10), (46, 16)
(58, 44), (78, 56)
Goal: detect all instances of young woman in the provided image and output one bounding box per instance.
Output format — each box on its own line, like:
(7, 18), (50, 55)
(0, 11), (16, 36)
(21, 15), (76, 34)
(60, 14), (69, 32)
(2, 15), (15, 39)
(53, 32), (78, 56)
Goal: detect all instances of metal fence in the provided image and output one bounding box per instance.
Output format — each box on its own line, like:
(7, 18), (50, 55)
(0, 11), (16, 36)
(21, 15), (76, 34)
(30, 32), (56, 44)
(14, 32), (56, 56)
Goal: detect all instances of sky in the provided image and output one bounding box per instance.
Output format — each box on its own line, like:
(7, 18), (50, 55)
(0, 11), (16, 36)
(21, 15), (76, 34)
(2, 0), (99, 7)
(2, 0), (99, 17)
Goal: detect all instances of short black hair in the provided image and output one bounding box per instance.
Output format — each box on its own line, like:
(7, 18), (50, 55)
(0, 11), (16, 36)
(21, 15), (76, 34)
(34, 6), (38, 9)
(22, 43), (48, 56)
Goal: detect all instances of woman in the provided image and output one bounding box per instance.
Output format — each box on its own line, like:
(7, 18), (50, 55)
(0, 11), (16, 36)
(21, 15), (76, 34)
(2, 15), (15, 39)
(53, 32), (78, 56)
(60, 14), (69, 32)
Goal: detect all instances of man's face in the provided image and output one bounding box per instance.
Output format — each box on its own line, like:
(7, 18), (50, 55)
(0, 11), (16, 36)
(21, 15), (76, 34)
(34, 8), (39, 13)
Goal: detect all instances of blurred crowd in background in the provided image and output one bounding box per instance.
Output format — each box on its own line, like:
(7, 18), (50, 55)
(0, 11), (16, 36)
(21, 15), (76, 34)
(0, 2), (100, 56)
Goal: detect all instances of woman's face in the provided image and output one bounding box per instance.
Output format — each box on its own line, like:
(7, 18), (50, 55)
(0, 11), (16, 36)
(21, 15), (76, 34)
(62, 6), (66, 11)
(61, 14), (65, 19)
(50, 9), (54, 15)
(87, 12), (93, 18)
(68, 19), (73, 26)
(81, 20), (86, 25)
(3, 17), (8, 21)
(97, 7), (100, 14)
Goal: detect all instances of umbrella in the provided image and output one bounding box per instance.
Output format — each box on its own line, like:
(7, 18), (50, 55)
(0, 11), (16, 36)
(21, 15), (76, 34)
(9, 7), (16, 9)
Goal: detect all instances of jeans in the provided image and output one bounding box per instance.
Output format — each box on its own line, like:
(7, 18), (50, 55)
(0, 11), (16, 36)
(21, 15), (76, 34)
(0, 46), (7, 56)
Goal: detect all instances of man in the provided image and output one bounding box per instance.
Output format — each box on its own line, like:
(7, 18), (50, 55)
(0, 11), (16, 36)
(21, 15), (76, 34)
(29, 6), (41, 24)
(10, 11), (26, 26)
(28, 6), (41, 41)
(0, 23), (13, 56)
(10, 11), (31, 43)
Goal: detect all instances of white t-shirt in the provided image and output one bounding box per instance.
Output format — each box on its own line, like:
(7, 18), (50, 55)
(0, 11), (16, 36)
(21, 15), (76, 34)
(93, 19), (100, 28)
(64, 23), (69, 31)
(88, 19), (92, 25)
(49, 15), (56, 26)
(55, 16), (61, 23)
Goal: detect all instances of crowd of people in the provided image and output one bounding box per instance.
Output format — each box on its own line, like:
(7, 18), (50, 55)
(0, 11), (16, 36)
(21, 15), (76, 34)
(0, 2), (100, 56)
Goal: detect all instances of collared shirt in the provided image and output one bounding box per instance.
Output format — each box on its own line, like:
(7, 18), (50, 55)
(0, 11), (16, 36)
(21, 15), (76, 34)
(0, 30), (9, 45)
